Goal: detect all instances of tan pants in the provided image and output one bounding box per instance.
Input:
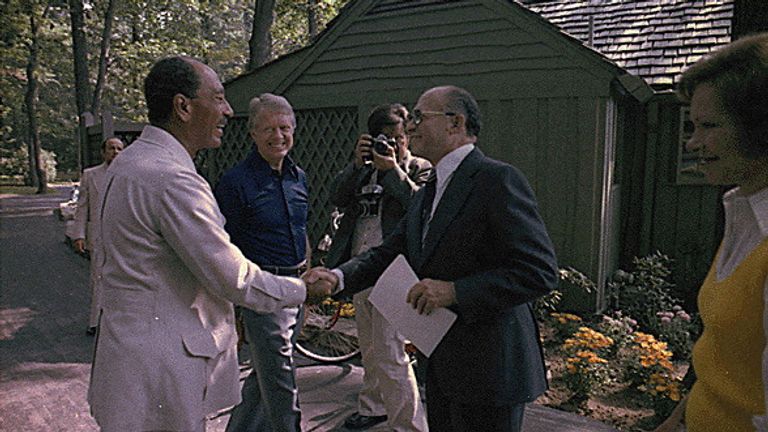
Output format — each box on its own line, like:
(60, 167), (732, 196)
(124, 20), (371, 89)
(353, 288), (428, 432)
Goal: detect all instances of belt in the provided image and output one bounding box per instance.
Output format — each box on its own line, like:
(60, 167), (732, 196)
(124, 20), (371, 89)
(259, 261), (307, 277)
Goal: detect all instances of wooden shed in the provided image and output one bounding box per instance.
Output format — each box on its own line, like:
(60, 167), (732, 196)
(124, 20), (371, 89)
(208, 0), (656, 311)
(524, 0), (737, 307)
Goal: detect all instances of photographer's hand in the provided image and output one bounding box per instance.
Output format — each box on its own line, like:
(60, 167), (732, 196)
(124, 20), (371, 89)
(371, 144), (397, 172)
(354, 134), (373, 168)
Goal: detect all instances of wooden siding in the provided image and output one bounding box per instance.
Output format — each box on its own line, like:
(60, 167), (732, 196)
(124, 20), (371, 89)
(218, 0), (656, 311)
(286, 2), (613, 105)
(483, 95), (606, 295)
(626, 93), (723, 308)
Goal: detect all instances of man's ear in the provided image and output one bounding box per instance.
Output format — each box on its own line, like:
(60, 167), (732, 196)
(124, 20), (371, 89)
(173, 94), (192, 123)
(450, 113), (465, 133)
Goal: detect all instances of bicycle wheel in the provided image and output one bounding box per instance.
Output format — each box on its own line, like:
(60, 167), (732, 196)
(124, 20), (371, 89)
(296, 298), (360, 363)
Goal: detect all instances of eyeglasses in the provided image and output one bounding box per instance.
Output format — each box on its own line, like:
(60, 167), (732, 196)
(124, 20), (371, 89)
(407, 109), (456, 126)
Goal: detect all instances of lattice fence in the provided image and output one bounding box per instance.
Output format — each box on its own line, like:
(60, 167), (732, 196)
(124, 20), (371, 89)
(198, 106), (359, 252)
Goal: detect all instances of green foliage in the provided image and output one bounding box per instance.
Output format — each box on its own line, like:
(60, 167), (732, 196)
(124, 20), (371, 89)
(0, 146), (57, 183)
(0, 147), (57, 183)
(608, 252), (679, 334)
(272, 0), (352, 58)
(1, 0), (351, 174)
(653, 306), (698, 360)
(595, 311), (637, 358)
(548, 312), (583, 345)
(0, 148), (28, 179)
(621, 332), (682, 418)
(535, 267), (595, 320)
(541, 254), (695, 421)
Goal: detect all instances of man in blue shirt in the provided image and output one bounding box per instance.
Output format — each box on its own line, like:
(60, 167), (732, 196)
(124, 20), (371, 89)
(215, 93), (308, 432)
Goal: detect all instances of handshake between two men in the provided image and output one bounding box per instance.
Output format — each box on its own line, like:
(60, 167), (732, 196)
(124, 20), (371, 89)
(301, 267), (458, 315)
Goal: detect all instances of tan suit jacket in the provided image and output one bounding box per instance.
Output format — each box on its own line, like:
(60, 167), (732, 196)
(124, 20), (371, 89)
(88, 125), (306, 431)
(72, 162), (108, 250)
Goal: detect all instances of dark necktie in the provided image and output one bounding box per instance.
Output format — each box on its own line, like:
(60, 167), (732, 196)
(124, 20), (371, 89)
(421, 172), (437, 244)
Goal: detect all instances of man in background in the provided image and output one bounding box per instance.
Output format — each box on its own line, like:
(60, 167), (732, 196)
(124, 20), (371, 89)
(215, 93), (308, 432)
(71, 136), (123, 335)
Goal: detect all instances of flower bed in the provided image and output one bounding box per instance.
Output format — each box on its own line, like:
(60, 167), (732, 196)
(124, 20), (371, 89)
(537, 254), (698, 431)
(538, 318), (690, 431)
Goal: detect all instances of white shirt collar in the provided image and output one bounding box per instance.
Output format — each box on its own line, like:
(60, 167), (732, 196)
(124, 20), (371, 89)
(434, 144), (475, 188)
(723, 186), (768, 237)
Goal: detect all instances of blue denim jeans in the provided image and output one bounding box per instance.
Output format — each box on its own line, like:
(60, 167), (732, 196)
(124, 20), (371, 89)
(225, 306), (302, 432)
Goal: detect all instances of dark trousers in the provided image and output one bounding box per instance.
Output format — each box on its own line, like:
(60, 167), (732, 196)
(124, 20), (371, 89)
(425, 371), (525, 432)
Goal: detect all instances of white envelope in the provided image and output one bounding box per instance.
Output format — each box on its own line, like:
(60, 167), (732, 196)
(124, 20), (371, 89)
(367, 254), (457, 357)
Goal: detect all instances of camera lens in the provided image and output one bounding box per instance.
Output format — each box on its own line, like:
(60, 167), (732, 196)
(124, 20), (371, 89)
(374, 140), (390, 155)
(372, 134), (395, 155)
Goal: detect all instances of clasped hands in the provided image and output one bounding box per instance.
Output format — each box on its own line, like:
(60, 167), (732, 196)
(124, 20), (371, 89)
(301, 267), (338, 303)
(301, 267), (456, 313)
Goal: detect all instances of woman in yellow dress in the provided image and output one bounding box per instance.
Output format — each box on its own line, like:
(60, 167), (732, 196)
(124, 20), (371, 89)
(656, 32), (768, 432)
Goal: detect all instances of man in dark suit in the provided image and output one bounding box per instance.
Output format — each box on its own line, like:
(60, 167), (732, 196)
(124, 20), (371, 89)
(306, 85), (558, 432)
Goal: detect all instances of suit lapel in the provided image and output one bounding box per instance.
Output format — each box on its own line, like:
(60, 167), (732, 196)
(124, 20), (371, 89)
(414, 148), (484, 270)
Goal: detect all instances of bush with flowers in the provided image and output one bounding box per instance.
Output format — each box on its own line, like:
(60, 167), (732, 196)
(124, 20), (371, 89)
(560, 327), (614, 407)
(549, 312), (583, 344)
(317, 297), (355, 318)
(536, 253), (702, 429)
(654, 305), (697, 360)
(595, 311), (637, 358)
(620, 331), (683, 418)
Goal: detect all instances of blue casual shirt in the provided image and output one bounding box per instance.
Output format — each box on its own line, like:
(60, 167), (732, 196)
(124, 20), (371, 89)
(214, 150), (308, 267)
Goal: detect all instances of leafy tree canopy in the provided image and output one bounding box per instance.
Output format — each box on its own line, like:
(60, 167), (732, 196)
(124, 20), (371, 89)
(1, 0), (350, 174)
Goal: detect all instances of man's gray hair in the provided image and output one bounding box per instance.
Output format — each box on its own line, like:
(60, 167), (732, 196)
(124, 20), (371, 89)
(248, 93), (296, 130)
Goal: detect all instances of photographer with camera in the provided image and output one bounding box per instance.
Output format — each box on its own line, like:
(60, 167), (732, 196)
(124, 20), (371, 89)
(326, 103), (431, 431)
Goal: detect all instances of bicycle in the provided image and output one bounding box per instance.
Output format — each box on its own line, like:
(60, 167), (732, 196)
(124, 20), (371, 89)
(295, 208), (361, 363)
(296, 297), (360, 362)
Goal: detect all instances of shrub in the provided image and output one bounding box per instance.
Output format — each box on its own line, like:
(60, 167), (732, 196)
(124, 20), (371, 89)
(595, 311), (637, 358)
(654, 306), (697, 360)
(536, 267), (595, 321)
(561, 327), (614, 406)
(0, 147), (27, 180)
(549, 312), (583, 344)
(0, 146), (57, 184)
(621, 332), (683, 417)
(608, 252), (679, 333)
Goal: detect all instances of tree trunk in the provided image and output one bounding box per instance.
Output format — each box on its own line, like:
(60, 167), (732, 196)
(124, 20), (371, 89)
(199, 1), (213, 64)
(68, 0), (91, 173)
(248, 0), (275, 71)
(24, 8), (47, 194)
(91, 0), (117, 116)
(308, 0), (318, 39)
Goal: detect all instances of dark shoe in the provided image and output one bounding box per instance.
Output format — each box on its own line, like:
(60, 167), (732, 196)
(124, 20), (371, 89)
(86, 326), (97, 336)
(343, 412), (387, 430)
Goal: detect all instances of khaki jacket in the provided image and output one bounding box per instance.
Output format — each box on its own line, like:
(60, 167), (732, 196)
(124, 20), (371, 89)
(88, 125), (306, 431)
(71, 162), (108, 250)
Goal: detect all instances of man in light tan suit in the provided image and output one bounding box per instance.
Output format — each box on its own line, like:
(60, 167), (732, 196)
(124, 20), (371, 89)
(71, 136), (124, 335)
(88, 56), (330, 432)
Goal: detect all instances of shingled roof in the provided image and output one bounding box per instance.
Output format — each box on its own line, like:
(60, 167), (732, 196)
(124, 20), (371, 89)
(518, 0), (734, 89)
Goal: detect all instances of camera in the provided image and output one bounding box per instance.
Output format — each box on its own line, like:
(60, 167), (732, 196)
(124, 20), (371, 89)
(364, 134), (397, 163)
(372, 134), (397, 155)
(356, 183), (384, 217)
